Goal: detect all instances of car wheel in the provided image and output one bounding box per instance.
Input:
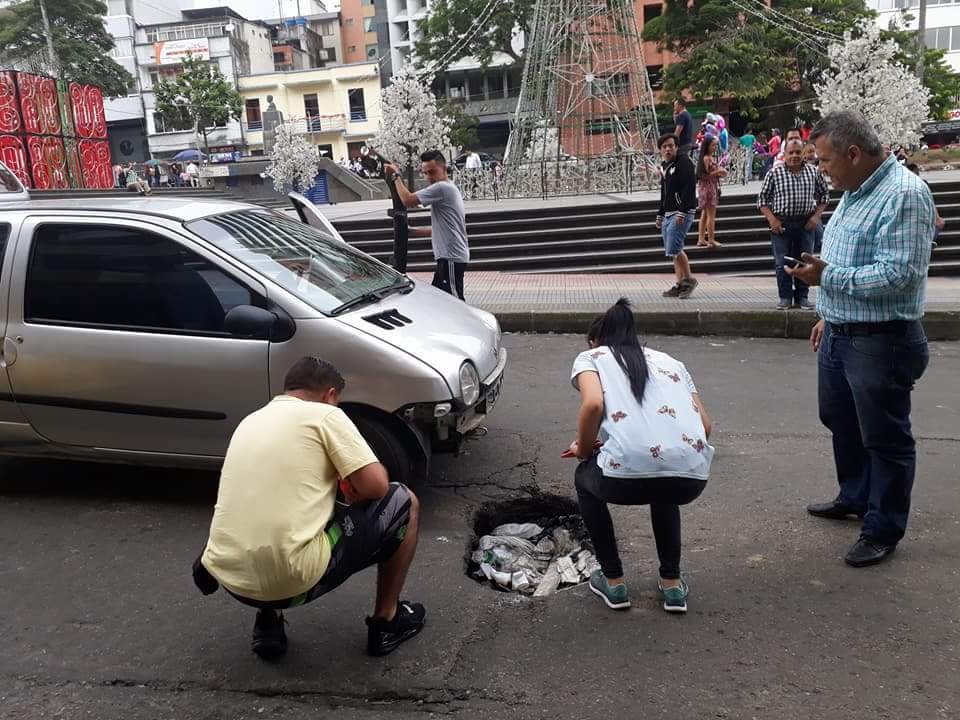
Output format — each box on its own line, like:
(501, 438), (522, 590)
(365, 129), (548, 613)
(351, 414), (416, 487)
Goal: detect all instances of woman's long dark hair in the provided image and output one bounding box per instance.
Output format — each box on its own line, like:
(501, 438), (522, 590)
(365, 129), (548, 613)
(595, 298), (648, 404)
(696, 136), (716, 180)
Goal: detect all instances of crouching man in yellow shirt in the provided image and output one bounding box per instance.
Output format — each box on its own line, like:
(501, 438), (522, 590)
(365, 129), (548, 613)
(193, 357), (423, 659)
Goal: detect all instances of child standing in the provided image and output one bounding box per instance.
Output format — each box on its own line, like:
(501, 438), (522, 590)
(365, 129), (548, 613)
(696, 136), (725, 248)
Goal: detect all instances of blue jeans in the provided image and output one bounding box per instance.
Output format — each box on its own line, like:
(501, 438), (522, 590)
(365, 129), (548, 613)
(771, 221), (814, 302)
(662, 213), (695, 257)
(817, 321), (929, 545)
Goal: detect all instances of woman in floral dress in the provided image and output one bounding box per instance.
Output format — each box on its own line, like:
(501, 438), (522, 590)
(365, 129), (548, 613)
(696, 135), (726, 248)
(566, 299), (714, 614)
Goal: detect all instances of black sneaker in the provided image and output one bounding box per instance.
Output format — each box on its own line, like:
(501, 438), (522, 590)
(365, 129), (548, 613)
(366, 600), (426, 657)
(252, 609), (288, 660)
(662, 284), (682, 298)
(677, 277), (698, 299)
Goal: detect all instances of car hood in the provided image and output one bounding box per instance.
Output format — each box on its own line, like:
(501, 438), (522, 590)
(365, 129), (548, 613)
(334, 280), (502, 386)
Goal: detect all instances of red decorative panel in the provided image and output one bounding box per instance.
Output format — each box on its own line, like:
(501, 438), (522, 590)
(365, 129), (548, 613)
(0, 71), (21, 134)
(0, 135), (29, 187)
(77, 139), (112, 188)
(17, 72), (60, 136)
(69, 83), (106, 139)
(26, 135), (69, 189)
(64, 136), (81, 188)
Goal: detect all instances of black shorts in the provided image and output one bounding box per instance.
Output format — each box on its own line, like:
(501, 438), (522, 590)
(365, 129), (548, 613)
(228, 483), (413, 610)
(432, 258), (467, 301)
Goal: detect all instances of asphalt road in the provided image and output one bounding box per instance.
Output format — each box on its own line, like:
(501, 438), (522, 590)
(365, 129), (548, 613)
(1, 334), (958, 720)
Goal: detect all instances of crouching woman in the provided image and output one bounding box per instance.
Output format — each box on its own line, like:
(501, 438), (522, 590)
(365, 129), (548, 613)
(569, 298), (714, 613)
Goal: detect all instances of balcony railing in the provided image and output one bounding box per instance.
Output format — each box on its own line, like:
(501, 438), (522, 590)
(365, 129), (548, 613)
(243, 114), (347, 135)
(349, 110), (367, 122)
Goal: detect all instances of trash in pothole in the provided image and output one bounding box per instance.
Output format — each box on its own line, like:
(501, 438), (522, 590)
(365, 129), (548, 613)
(466, 495), (598, 596)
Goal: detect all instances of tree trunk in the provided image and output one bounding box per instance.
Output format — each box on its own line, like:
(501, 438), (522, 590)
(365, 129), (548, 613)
(37, 0), (58, 74)
(406, 148), (415, 191)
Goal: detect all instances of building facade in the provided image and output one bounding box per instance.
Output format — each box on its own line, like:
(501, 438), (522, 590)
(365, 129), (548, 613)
(341, 0), (382, 65)
(871, 0), (960, 73)
(239, 62), (381, 162)
(380, 0), (674, 153)
(135, 7), (275, 159)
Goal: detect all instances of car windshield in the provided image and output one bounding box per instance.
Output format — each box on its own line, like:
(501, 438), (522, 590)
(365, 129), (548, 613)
(188, 209), (403, 314)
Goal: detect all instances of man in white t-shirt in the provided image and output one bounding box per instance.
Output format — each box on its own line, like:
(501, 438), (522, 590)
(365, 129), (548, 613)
(464, 149), (482, 170)
(186, 161), (200, 187)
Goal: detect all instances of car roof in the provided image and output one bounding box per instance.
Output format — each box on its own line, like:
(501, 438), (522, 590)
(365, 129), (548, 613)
(0, 197), (269, 222)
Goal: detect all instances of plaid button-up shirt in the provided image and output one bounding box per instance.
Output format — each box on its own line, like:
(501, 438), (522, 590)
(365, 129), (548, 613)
(817, 155), (935, 324)
(757, 163), (830, 217)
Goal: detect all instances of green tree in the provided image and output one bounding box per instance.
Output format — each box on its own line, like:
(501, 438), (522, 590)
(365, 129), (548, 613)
(643, 0), (872, 116)
(154, 54), (243, 155)
(0, 0), (133, 97)
(414, 0), (531, 70)
(439, 99), (479, 149)
(882, 10), (960, 121)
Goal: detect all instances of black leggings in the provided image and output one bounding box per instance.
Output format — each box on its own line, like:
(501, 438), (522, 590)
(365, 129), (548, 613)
(574, 461), (706, 580)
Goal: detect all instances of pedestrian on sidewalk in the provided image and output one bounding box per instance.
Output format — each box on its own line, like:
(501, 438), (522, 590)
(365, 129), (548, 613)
(739, 128), (756, 183)
(672, 98), (694, 156)
(696, 135), (726, 248)
(656, 133), (699, 299)
(757, 138), (829, 310)
(567, 299), (713, 613)
(193, 357), (425, 659)
(788, 110), (934, 568)
(385, 150), (470, 301)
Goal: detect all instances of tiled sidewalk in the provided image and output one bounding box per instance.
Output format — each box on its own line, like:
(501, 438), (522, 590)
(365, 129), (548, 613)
(410, 272), (960, 314)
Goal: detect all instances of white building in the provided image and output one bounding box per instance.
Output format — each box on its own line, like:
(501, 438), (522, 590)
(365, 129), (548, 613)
(135, 7), (275, 158)
(104, 0), (195, 163)
(382, 0), (524, 152)
(871, 0), (960, 73)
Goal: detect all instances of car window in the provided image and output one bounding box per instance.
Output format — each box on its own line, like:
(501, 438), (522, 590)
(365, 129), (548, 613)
(25, 223), (259, 335)
(188, 209), (401, 314)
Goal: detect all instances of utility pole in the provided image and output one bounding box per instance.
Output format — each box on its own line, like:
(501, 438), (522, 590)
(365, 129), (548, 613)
(917, 0), (927, 83)
(37, 0), (58, 74)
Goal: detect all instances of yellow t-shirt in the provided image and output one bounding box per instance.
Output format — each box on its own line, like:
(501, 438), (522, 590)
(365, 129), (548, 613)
(201, 395), (378, 602)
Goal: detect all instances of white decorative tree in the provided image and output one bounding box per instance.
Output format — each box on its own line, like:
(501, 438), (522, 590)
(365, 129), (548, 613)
(373, 68), (452, 177)
(266, 122), (319, 193)
(815, 20), (930, 147)
(523, 120), (563, 161)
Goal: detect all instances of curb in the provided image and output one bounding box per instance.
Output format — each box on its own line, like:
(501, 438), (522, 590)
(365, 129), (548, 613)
(496, 310), (960, 340)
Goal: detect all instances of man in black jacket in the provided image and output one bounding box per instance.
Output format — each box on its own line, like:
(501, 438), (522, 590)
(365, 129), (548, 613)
(656, 133), (699, 298)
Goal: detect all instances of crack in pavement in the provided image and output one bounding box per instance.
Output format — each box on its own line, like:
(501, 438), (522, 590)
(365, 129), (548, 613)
(9, 673), (533, 716)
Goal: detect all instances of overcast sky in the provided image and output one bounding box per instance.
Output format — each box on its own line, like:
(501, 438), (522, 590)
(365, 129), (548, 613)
(191, 0), (338, 21)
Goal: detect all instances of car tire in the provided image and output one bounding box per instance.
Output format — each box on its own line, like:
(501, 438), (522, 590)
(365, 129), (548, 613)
(351, 414), (416, 487)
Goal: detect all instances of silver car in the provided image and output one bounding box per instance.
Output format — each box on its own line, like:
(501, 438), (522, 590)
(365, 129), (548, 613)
(0, 169), (505, 484)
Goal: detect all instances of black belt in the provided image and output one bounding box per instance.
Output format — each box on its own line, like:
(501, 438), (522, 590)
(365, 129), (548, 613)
(828, 320), (914, 337)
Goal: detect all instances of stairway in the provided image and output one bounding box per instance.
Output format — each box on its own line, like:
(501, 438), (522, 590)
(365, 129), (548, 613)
(333, 180), (960, 276)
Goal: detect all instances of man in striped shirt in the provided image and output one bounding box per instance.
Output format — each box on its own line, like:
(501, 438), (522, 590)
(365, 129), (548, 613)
(787, 111), (935, 568)
(757, 138), (830, 309)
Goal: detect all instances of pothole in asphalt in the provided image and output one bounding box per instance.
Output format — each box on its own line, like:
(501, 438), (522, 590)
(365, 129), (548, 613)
(466, 494), (598, 596)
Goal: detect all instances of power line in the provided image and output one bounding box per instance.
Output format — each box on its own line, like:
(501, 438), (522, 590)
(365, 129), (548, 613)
(741, 0), (842, 42)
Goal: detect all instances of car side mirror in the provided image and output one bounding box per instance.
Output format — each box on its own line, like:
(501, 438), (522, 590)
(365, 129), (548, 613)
(224, 305), (295, 342)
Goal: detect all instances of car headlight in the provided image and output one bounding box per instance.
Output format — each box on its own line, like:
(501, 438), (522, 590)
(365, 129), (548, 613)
(459, 362), (481, 406)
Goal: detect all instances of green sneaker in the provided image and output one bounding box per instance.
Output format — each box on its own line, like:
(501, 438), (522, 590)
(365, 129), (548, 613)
(658, 578), (689, 613)
(588, 570), (630, 610)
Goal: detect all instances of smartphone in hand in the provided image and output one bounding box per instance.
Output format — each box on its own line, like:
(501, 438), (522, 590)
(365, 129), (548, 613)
(783, 255), (804, 268)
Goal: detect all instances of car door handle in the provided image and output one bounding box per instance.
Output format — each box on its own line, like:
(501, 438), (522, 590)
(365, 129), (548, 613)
(1, 336), (19, 368)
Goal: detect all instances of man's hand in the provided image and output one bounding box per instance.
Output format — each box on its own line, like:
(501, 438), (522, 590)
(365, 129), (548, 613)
(810, 318), (826, 353)
(383, 163), (398, 179)
(655, 216), (663, 230)
(769, 219), (785, 234)
(674, 213), (686, 226)
(785, 252), (826, 286)
(804, 216), (821, 231)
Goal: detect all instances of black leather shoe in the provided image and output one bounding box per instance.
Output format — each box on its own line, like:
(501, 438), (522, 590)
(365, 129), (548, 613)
(807, 498), (865, 520)
(845, 537), (896, 567)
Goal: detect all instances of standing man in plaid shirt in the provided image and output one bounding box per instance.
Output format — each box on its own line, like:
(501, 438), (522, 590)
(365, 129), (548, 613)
(787, 111), (935, 568)
(757, 138), (830, 309)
